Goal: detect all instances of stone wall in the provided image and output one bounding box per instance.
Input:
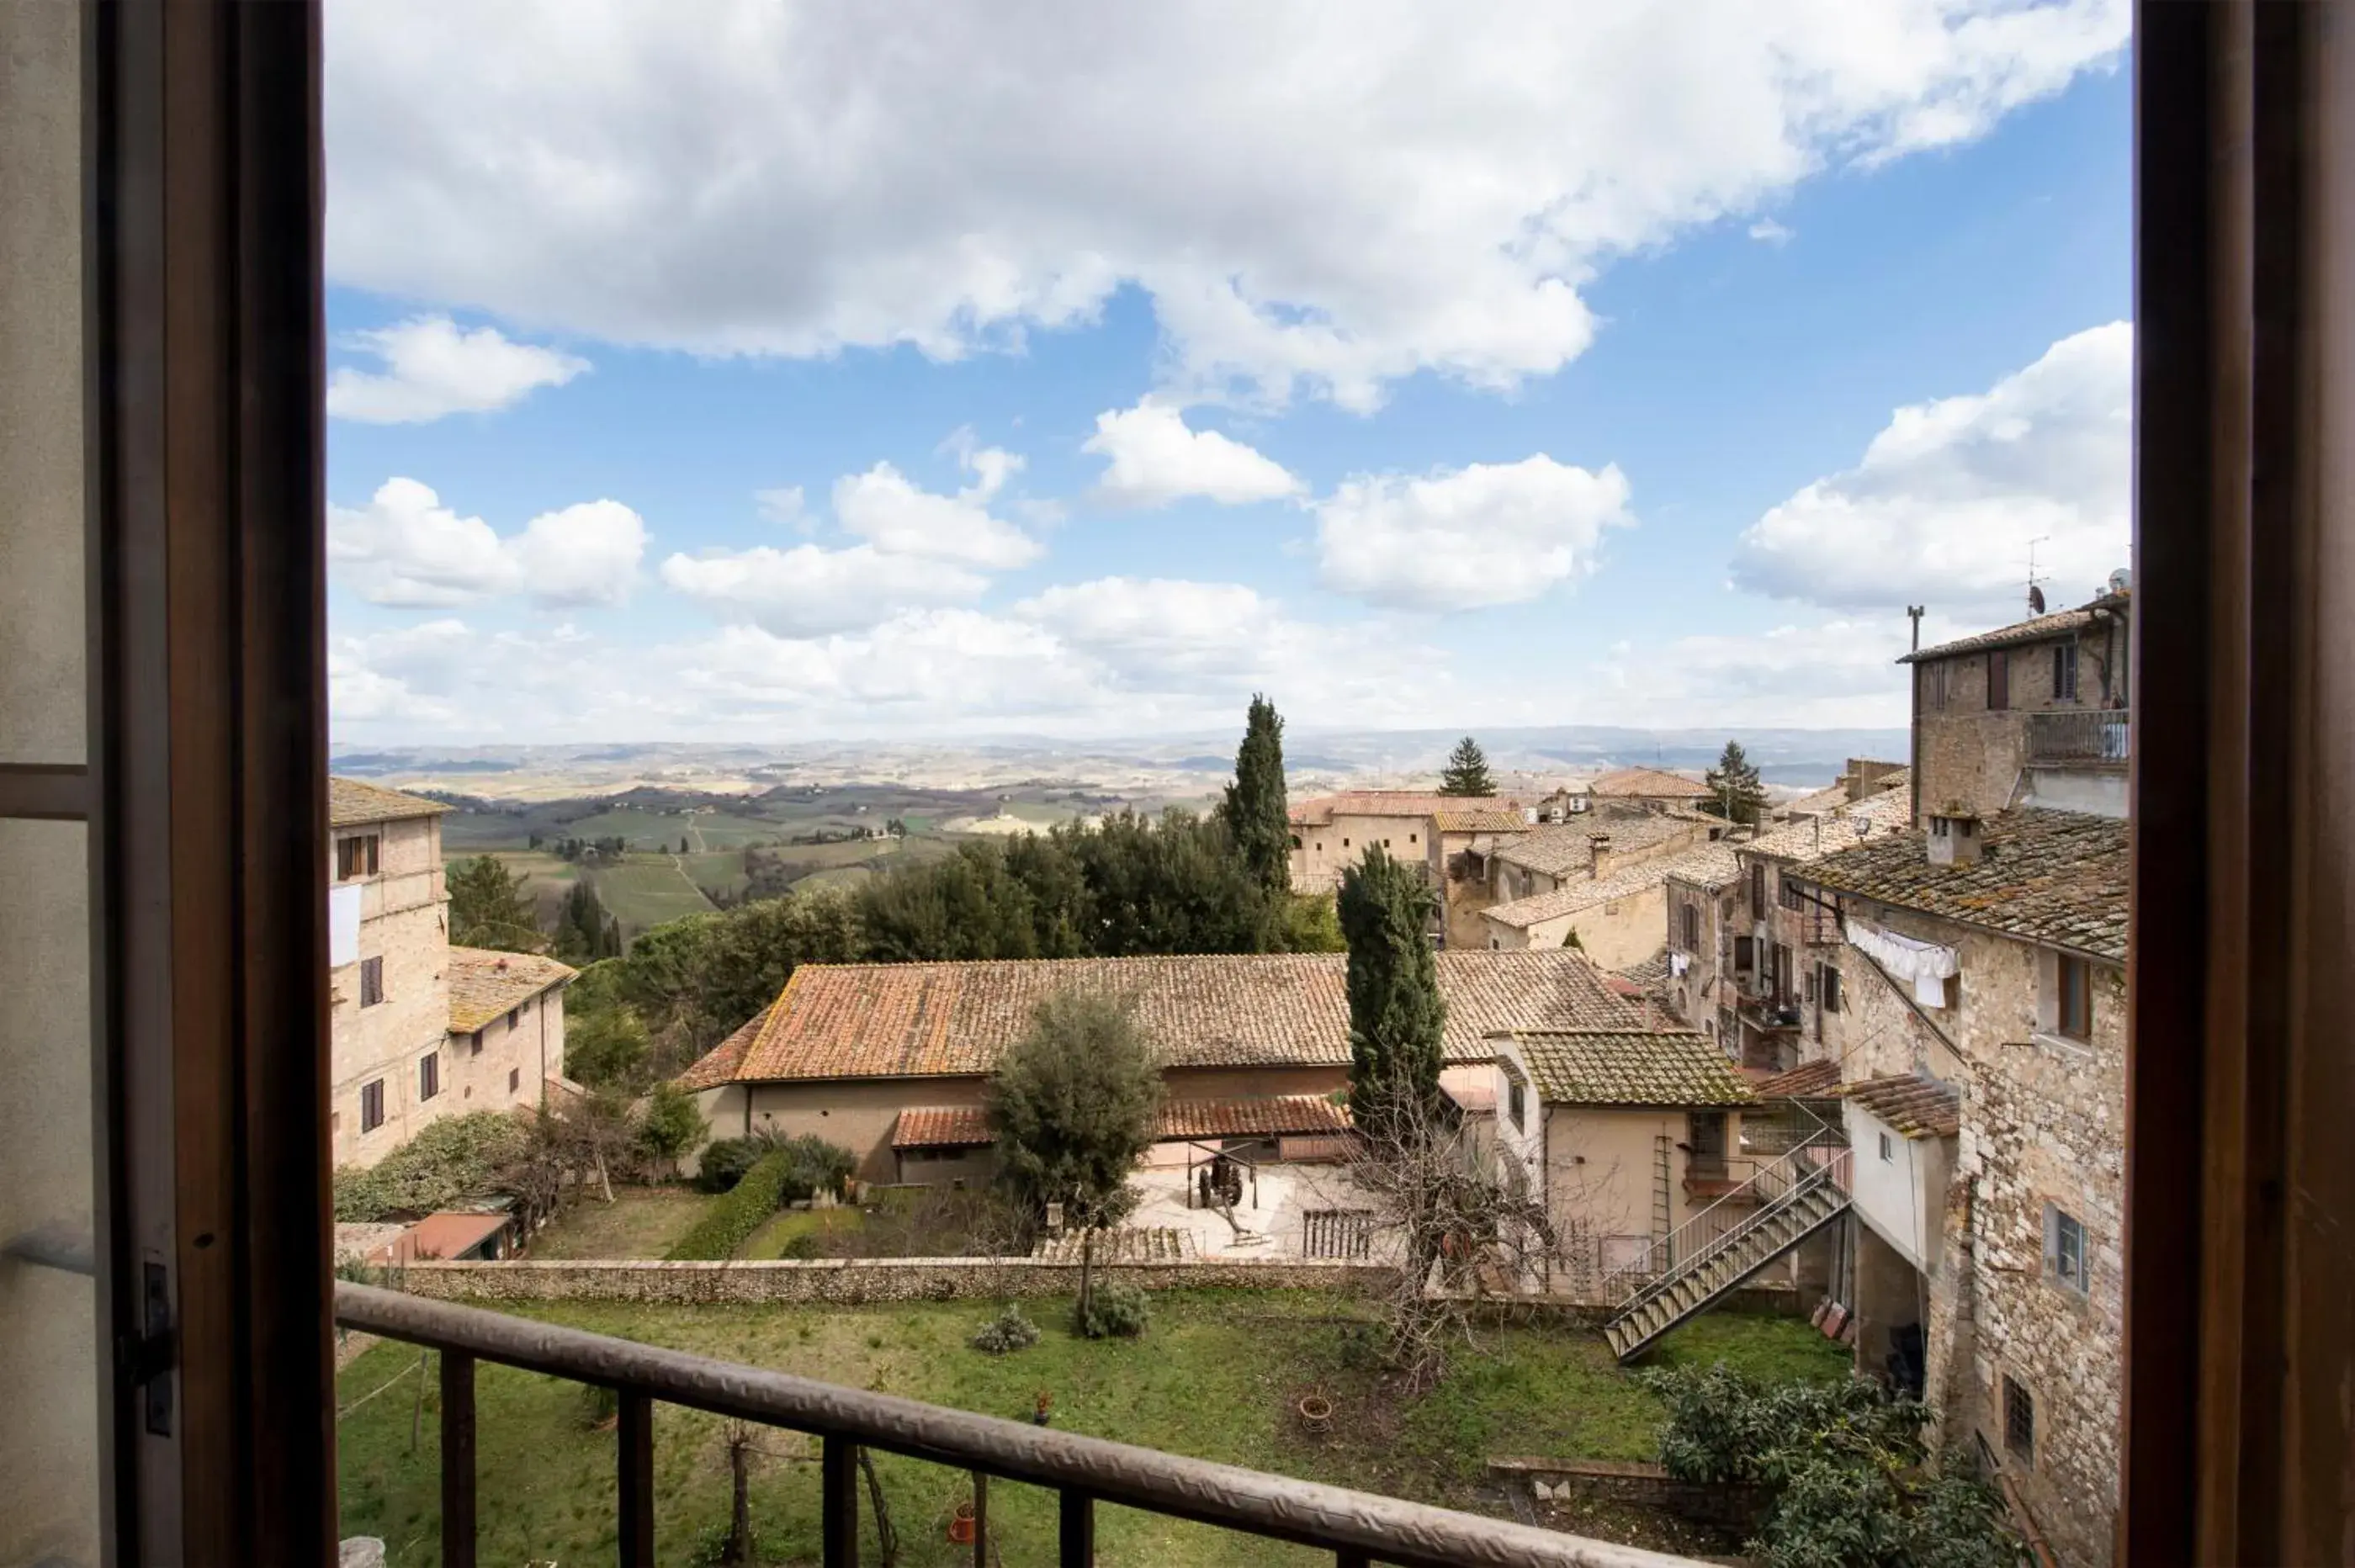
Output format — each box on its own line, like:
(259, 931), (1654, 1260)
(1486, 1457), (1774, 1537)
(396, 1255), (1396, 1306)
(332, 813), (456, 1168)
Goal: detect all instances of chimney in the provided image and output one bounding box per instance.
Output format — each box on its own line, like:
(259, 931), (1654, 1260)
(1588, 833), (1611, 876)
(1926, 810), (1982, 867)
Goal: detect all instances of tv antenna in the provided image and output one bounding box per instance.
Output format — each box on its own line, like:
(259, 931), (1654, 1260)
(1906, 606), (1925, 652)
(2024, 537), (2052, 615)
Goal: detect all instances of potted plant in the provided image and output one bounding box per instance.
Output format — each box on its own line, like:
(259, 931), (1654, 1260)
(948, 1501), (977, 1544)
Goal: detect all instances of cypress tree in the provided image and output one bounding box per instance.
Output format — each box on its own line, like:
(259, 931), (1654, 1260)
(1438, 736), (1496, 797)
(1338, 847), (1448, 1135)
(1221, 693), (1292, 897)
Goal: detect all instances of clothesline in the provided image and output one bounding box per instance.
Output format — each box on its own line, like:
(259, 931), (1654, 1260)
(1844, 917), (1960, 1009)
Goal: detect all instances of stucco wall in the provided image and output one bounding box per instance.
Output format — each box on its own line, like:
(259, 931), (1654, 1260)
(449, 984), (567, 1115)
(395, 1256), (1393, 1306)
(1482, 885), (1666, 973)
(1290, 810), (1435, 893)
(0, 5), (100, 1560)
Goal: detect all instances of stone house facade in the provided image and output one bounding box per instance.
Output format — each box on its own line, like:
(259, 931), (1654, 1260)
(1790, 807), (2128, 1568)
(1286, 791), (1522, 895)
(328, 777), (572, 1168)
(1478, 842), (1739, 973)
(1904, 590), (2131, 822)
(1490, 1028), (1758, 1295)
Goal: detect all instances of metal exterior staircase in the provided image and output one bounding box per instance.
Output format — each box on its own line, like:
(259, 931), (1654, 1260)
(1599, 1136), (1852, 1362)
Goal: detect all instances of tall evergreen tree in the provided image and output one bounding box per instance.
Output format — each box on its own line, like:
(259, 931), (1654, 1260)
(1705, 740), (1769, 827)
(448, 855), (544, 951)
(1221, 693), (1292, 896)
(1438, 736), (1496, 797)
(555, 879), (621, 962)
(1338, 847), (1448, 1134)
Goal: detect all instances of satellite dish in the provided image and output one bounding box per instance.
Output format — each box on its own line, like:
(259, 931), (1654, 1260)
(2028, 584), (2047, 614)
(2108, 567), (2133, 595)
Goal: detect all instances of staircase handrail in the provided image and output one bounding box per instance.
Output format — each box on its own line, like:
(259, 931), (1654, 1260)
(1604, 1150), (1850, 1330)
(1597, 1128), (1845, 1308)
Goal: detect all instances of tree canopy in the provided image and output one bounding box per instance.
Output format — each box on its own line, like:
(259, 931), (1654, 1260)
(448, 855), (544, 952)
(1438, 735), (1496, 797)
(986, 989), (1163, 1234)
(1705, 739), (1769, 827)
(1221, 692), (1292, 897)
(1338, 846), (1448, 1134)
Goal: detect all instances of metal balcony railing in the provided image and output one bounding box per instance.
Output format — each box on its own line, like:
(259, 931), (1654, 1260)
(2025, 707), (2130, 762)
(334, 1280), (1700, 1568)
(1591, 1128), (1848, 1309)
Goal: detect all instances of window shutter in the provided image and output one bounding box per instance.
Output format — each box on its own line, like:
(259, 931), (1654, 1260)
(2043, 1204), (2061, 1275)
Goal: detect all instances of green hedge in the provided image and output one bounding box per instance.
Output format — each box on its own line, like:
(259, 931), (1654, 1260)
(665, 1148), (791, 1260)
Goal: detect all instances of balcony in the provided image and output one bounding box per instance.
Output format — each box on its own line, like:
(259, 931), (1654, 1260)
(335, 1281), (1693, 1567)
(2025, 707), (2130, 763)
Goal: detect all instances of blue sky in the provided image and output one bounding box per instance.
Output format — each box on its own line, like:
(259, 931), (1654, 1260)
(322, 1), (2131, 745)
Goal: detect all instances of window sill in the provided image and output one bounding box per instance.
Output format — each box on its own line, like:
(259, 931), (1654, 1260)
(2029, 1031), (2094, 1060)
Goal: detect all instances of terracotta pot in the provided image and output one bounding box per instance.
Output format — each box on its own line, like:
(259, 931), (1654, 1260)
(948, 1503), (976, 1544)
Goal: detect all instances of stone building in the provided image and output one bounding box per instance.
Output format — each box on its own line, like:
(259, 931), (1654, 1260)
(327, 777), (572, 1168)
(1285, 790), (1523, 895)
(1576, 765), (1719, 813)
(1489, 1027), (1758, 1292)
(1789, 806), (2128, 1568)
(1903, 587), (2131, 822)
(675, 948), (1668, 1184)
(1480, 841), (1740, 972)
(1429, 805), (1538, 947)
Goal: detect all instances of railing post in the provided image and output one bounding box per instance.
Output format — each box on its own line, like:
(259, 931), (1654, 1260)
(1334, 1550), (1373, 1568)
(971, 1470), (989, 1568)
(440, 1352), (477, 1568)
(1059, 1488), (1095, 1565)
(618, 1390), (655, 1568)
(822, 1434), (860, 1568)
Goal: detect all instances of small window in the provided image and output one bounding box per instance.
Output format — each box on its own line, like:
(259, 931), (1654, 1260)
(1383, 838), (1391, 847)
(1820, 966), (1843, 1014)
(360, 1078), (385, 1133)
(1680, 903), (1700, 952)
(1779, 878), (1804, 912)
(2003, 1376), (2034, 1464)
(336, 833), (381, 880)
(1506, 1072), (1526, 1134)
(1289, 834), (1302, 850)
(509, 1067), (521, 1094)
(2053, 642), (2079, 702)
(1342, 838), (1350, 848)
(1879, 1131), (1894, 1163)
(359, 956), (385, 1008)
(1750, 863), (1766, 919)
(419, 1051), (441, 1101)
(506, 1007), (521, 1030)
(1734, 935), (1755, 970)
(2056, 955), (2092, 1040)
(1408, 832), (1418, 844)
(1988, 649), (2011, 711)
(2045, 1205), (2088, 1295)
(467, 1031), (482, 1056)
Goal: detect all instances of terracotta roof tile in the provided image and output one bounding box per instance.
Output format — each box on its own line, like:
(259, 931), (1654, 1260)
(1753, 1058), (1843, 1099)
(1792, 807), (2128, 961)
(676, 1008), (766, 1092)
(1485, 843), (1743, 929)
(1289, 791), (1523, 826)
(330, 776), (450, 827)
(1742, 790), (1913, 864)
(1498, 1030), (1757, 1108)
(1587, 766), (1716, 799)
(701, 949), (1645, 1085)
(1429, 808), (1533, 833)
(889, 1094), (1356, 1151)
(1491, 810), (1712, 879)
(1842, 1073), (1962, 1138)
(446, 947), (575, 1035)
(1898, 592), (2128, 665)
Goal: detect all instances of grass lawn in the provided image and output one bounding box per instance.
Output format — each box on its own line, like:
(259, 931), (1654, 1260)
(741, 1205), (867, 1258)
(523, 1188), (715, 1260)
(336, 1292), (1845, 1566)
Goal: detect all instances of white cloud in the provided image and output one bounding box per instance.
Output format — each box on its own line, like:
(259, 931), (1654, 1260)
(1312, 456), (1634, 612)
(1583, 616), (1925, 729)
(659, 544), (987, 638)
(1732, 321), (2130, 617)
(830, 455), (1041, 569)
(1082, 402), (1301, 507)
(1748, 218), (1794, 245)
(326, 316), (588, 423)
(755, 486), (807, 527)
(327, 478), (647, 607)
(325, 2), (2125, 410)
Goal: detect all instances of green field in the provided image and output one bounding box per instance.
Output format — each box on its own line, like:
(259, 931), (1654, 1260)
(335, 1292), (1844, 1566)
(593, 856), (724, 932)
(523, 1188), (713, 1260)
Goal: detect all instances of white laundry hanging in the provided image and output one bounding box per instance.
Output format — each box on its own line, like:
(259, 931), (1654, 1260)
(329, 882), (363, 967)
(1668, 951), (1690, 978)
(1844, 917), (1960, 1008)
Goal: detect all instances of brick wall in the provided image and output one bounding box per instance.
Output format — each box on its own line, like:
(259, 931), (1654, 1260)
(392, 1255), (1396, 1306)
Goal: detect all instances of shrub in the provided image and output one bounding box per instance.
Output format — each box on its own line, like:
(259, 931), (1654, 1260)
(332, 1111), (528, 1221)
(695, 1136), (763, 1194)
(666, 1149), (792, 1260)
(636, 1081), (705, 1173)
(1076, 1280), (1149, 1339)
(756, 1131), (857, 1204)
(969, 1306), (1042, 1354)
(1643, 1363), (2028, 1568)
